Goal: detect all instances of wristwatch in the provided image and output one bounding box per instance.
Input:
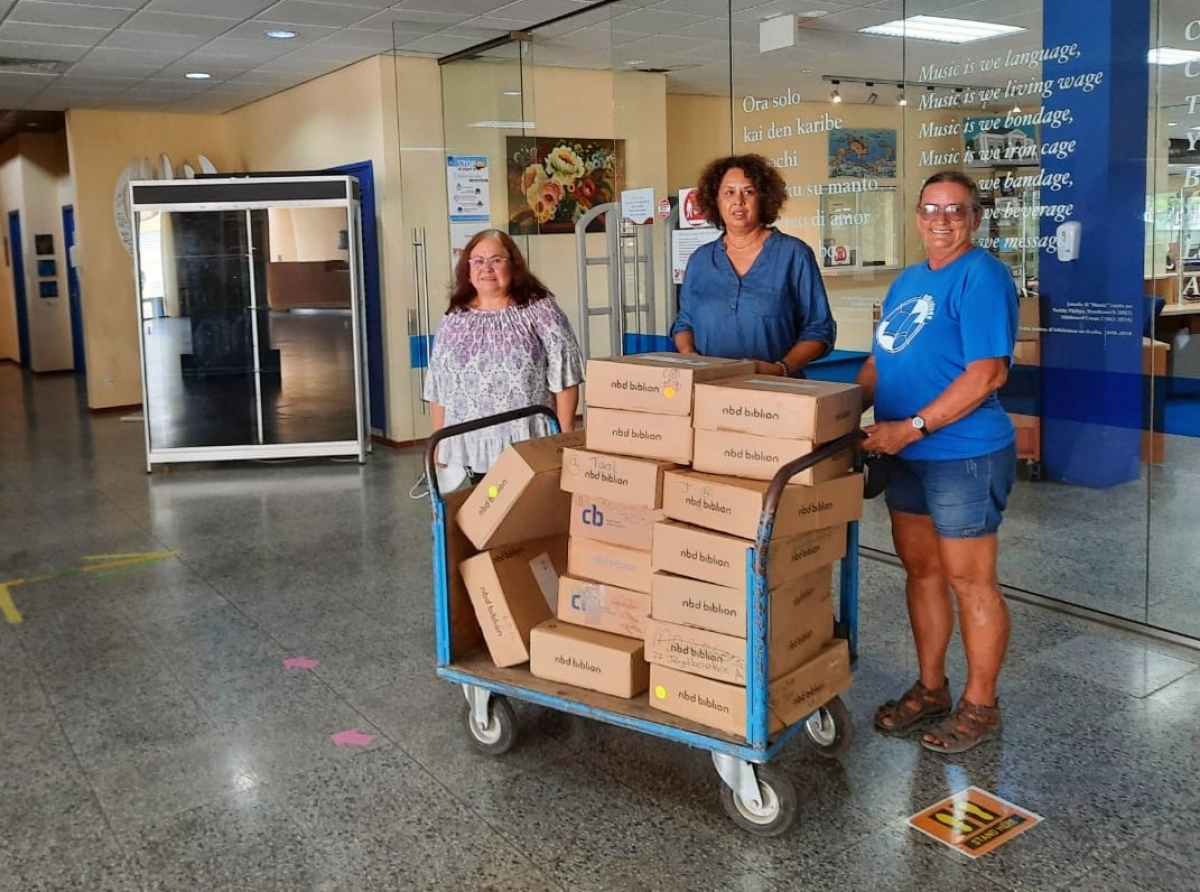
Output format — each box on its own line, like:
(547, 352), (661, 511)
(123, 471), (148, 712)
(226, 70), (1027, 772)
(911, 415), (931, 436)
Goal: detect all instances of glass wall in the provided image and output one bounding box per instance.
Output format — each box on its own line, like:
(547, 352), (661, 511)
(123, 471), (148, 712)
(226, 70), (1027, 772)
(433, 0), (1200, 644)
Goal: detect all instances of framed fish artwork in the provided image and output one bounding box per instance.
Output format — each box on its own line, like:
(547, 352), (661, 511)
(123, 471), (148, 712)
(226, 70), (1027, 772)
(828, 128), (897, 179)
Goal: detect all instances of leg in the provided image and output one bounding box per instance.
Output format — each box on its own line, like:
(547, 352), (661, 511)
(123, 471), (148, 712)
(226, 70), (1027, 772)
(891, 510), (955, 692)
(938, 535), (1009, 708)
(873, 509), (954, 734)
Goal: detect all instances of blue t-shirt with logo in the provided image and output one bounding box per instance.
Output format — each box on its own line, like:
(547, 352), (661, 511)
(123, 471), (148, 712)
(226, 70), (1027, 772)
(873, 246), (1017, 460)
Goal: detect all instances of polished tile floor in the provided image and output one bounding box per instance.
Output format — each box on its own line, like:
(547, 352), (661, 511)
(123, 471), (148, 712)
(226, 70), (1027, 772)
(3, 363), (1199, 892)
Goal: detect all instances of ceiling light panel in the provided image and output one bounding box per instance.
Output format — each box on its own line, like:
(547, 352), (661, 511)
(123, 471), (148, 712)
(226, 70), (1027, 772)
(1149, 47), (1200, 65)
(860, 15), (1024, 44)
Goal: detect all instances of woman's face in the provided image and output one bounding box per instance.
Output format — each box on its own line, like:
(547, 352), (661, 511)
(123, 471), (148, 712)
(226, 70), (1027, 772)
(916, 181), (979, 264)
(468, 236), (512, 296)
(716, 167), (761, 231)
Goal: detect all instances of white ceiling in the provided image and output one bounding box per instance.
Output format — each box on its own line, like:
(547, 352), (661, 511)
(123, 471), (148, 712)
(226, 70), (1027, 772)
(0, 0), (1195, 141)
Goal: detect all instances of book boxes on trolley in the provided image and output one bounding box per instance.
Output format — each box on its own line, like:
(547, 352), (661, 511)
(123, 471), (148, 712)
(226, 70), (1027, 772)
(645, 371), (866, 737)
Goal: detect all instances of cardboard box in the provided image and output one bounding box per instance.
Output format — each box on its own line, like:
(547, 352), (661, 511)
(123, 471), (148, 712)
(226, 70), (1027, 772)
(568, 493), (664, 549)
(585, 408), (693, 464)
(661, 469), (864, 540)
(1012, 339), (1041, 366)
(1018, 297), (1041, 341)
(692, 376), (862, 442)
(560, 448), (678, 508)
(651, 520), (847, 590)
(585, 353), (755, 415)
(691, 430), (854, 484)
(642, 596), (831, 684)
(456, 431), (586, 551)
(568, 536), (655, 593)
(529, 619), (649, 698)
(651, 563), (833, 638)
(557, 575), (652, 638)
(443, 488), (484, 656)
(459, 536), (568, 668)
(647, 639), (851, 737)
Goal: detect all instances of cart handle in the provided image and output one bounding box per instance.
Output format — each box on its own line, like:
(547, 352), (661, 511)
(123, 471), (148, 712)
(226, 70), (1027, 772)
(423, 404), (560, 502)
(752, 429), (867, 576)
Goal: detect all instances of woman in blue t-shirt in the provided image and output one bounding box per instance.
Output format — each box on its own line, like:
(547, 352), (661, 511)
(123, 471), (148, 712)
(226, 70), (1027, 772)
(670, 154), (835, 377)
(857, 170), (1018, 754)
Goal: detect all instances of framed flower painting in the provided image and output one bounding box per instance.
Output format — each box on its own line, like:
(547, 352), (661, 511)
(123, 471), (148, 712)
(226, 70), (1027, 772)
(506, 137), (624, 235)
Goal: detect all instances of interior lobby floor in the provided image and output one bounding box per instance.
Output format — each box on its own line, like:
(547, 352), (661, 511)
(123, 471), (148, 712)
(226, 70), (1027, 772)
(3, 362), (1199, 892)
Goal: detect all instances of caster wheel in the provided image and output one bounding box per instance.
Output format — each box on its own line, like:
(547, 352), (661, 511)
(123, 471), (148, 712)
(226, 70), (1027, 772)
(804, 695), (854, 759)
(719, 765), (797, 837)
(462, 695), (517, 755)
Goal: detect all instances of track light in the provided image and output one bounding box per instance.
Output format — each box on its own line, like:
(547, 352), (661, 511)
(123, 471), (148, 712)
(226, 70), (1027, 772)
(830, 79), (841, 102)
(898, 88), (907, 106)
(867, 92), (878, 104)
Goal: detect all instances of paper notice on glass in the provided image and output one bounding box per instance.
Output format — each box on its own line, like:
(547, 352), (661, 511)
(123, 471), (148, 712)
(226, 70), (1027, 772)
(450, 222), (486, 267)
(447, 155), (490, 223)
(679, 187), (707, 228)
(672, 228), (722, 284)
(621, 187), (655, 225)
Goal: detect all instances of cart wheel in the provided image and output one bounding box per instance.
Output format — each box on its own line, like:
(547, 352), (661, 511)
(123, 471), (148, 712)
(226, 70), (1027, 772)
(804, 695), (854, 759)
(462, 695), (517, 755)
(719, 765), (797, 837)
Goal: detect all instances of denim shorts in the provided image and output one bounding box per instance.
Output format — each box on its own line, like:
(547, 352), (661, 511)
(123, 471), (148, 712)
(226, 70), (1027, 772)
(883, 442), (1016, 539)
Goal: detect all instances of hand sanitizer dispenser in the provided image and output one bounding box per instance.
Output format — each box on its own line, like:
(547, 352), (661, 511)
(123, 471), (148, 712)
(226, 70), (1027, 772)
(1056, 221), (1081, 261)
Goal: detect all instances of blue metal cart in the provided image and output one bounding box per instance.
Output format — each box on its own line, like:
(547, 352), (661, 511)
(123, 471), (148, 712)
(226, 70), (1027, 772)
(425, 405), (861, 837)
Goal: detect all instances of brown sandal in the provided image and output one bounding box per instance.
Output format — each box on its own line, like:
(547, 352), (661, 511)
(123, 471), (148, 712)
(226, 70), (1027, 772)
(920, 699), (1002, 754)
(874, 679), (952, 735)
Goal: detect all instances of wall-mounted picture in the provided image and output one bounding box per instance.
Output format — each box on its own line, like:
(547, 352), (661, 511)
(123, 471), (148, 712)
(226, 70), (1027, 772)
(35, 233), (55, 255)
(39, 280), (58, 298)
(828, 128), (897, 179)
(963, 116), (1039, 168)
(37, 258), (57, 277)
(506, 137), (624, 235)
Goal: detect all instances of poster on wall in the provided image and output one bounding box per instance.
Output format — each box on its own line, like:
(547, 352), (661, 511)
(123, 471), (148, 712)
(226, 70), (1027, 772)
(963, 117), (1038, 168)
(446, 155), (491, 223)
(450, 222), (489, 266)
(671, 228), (722, 284)
(828, 128), (896, 179)
(506, 137), (623, 235)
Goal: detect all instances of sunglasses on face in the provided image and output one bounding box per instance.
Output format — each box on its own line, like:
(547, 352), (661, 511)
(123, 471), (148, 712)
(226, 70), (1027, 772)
(468, 256), (510, 269)
(917, 203), (972, 222)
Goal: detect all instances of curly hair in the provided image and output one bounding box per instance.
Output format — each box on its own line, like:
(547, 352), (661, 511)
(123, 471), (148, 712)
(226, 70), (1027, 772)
(448, 229), (552, 313)
(693, 154), (788, 229)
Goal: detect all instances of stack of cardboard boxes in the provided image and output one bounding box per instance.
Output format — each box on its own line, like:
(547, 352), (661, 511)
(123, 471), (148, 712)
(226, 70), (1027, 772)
(645, 374), (866, 735)
(448, 353), (866, 741)
(456, 431), (585, 668)
(529, 353), (755, 698)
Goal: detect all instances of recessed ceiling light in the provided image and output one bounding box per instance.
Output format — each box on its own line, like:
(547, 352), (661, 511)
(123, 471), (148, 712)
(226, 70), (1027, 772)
(263, 29), (298, 40)
(185, 72), (211, 80)
(502, 90), (521, 96)
(470, 120), (535, 129)
(861, 15), (1023, 44)
(1148, 47), (1200, 65)
(625, 59), (645, 67)
(1169, 122), (1179, 126)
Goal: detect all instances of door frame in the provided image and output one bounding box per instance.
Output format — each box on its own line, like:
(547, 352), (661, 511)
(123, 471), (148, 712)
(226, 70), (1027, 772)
(61, 205), (86, 374)
(7, 211), (30, 367)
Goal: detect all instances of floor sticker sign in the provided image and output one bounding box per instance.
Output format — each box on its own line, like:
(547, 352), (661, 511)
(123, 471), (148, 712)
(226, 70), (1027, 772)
(907, 786), (1042, 858)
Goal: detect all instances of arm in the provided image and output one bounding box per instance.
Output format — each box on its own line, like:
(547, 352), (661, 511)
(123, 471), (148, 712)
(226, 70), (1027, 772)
(554, 386), (579, 432)
(855, 355), (877, 410)
(861, 357), (1008, 455)
(674, 330), (699, 355)
(752, 240), (835, 375)
(429, 402), (446, 465)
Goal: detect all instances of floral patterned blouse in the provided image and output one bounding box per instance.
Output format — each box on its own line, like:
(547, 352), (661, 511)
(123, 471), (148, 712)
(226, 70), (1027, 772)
(424, 296), (584, 473)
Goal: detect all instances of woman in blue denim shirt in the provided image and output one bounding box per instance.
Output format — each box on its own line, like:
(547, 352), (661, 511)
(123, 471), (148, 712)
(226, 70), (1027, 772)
(670, 154), (836, 377)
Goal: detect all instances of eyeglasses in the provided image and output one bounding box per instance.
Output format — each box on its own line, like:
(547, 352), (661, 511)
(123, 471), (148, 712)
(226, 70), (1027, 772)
(468, 256), (510, 269)
(917, 203), (972, 222)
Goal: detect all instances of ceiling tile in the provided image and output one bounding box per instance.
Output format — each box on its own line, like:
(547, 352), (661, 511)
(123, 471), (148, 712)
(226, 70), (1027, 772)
(255, 1), (378, 28)
(0, 21), (110, 47)
(22, 0), (145, 8)
(122, 11), (242, 38)
(145, 0), (273, 16)
(0, 38), (89, 61)
(9, 0), (134, 28)
(99, 29), (212, 54)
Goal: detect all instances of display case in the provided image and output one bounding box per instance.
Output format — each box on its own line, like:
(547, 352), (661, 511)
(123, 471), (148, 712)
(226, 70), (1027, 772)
(820, 187), (900, 272)
(979, 173), (1039, 297)
(130, 176), (369, 470)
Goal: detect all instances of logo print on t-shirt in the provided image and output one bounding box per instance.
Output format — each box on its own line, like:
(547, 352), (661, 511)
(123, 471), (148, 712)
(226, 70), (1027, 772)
(876, 294), (937, 353)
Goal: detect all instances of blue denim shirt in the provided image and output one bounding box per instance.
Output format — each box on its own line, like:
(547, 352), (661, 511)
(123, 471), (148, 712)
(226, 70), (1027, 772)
(670, 229), (836, 371)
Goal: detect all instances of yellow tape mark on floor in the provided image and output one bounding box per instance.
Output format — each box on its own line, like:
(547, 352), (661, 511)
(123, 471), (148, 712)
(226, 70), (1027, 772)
(0, 583), (23, 624)
(83, 551), (181, 561)
(80, 551), (181, 575)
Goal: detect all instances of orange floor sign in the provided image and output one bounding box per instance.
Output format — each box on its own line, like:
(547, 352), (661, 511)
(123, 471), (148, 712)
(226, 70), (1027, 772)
(907, 786), (1042, 858)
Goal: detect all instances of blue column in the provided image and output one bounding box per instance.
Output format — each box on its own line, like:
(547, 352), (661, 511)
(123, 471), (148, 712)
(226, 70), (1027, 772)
(1038, 0), (1150, 487)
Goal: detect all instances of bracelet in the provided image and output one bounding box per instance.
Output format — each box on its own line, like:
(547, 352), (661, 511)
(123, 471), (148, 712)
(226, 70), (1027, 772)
(777, 359), (790, 377)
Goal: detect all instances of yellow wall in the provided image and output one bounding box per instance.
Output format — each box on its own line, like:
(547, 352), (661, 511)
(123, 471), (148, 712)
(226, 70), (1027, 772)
(64, 108), (233, 407)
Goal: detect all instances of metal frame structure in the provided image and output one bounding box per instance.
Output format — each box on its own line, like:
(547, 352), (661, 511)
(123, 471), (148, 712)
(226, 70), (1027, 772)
(129, 175), (369, 470)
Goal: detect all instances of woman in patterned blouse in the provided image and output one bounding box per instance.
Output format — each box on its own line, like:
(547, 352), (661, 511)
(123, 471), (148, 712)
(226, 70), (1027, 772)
(424, 229), (584, 477)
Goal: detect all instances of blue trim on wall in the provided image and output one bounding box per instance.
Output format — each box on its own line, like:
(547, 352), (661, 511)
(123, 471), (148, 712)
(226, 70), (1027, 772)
(7, 211), (29, 367)
(621, 333), (674, 355)
(410, 334), (433, 369)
